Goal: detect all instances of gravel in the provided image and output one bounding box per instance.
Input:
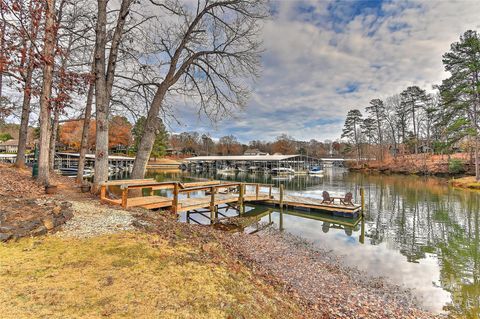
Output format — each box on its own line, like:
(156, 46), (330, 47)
(222, 228), (443, 319)
(56, 200), (135, 238)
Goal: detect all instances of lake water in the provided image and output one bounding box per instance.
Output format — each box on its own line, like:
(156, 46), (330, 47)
(141, 168), (479, 317)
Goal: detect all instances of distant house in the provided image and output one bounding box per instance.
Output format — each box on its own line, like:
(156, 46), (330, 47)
(244, 148), (268, 156)
(418, 145), (433, 154)
(0, 139), (19, 153)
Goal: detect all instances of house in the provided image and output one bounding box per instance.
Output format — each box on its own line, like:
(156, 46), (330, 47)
(244, 148), (268, 156)
(0, 139), (19, 153)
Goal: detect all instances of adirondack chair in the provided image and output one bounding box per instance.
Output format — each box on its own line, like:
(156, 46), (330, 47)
(340, 192), (354, 206)
(321, 191), (334, 204)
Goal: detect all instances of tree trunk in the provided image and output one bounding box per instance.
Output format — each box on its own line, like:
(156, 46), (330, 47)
(37, 0), (56, 185)
(92, 0), (132, 192)
(92, 0), (108, 193)
(476, 137), (479, 181)
(15, 71), (33, 168)
(49, 105), (60, 171)
(77, 79), (94, 183)
(131, 86), (167, 179)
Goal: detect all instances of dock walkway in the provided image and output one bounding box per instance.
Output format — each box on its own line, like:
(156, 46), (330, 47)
(100, 180), (362, 221)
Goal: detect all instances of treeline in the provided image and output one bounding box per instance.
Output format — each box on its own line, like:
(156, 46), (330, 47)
(341, 30), (480, 178)
(0, 0), (267, 191)
(168, 132), (348, 157)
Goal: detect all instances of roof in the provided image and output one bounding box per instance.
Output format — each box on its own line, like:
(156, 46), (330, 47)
(185, 154), (301, 161)
(0, 139), (19, 146)
(55, 152), (135, 160)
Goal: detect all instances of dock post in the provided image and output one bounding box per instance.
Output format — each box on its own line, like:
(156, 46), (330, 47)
(100, 184), (106, 201)
(255, 184), (259, 200)
(172, 183), (179, 214)
(269, 185), (272, 198)
(279, 184), (284, 209)
(238, 183), (244, 215)
(210, 186), (216, 222)
(360, 187), (365, 214)
(360, 215), (365, 244)
(121, 186), (128, 208)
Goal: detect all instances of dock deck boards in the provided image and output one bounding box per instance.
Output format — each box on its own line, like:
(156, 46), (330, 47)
(100, 181), (362, 215)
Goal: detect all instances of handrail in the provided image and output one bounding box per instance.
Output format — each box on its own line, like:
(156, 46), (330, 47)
(178, 182), (241, 193)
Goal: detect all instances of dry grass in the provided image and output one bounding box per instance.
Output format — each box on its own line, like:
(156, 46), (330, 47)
(0, 232), (302, 319)
(450, 176), (480, 190)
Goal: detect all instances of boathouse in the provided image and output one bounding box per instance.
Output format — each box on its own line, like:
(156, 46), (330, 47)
(184, 154), (323, 172)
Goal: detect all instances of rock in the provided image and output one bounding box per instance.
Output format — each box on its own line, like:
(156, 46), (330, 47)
(61, 201), (73, 208)
(53, 206), (62, 215)
(0, 225), (15, 232)
(62, 210), (74, 221)
(42, 217), (55, 230)
(21, 220), (42, 231)
(31, 226), (47, 237)
(0, 233), (12, 242)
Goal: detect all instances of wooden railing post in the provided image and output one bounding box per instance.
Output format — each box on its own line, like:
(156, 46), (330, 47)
(255, 184), (259, 200)
(121, 186), (128, 208)
(210, 186), (216, 222)
(279, 184), (284, 209)
(172, 183), (179, 213)
(360, 187), (365, 214)
(100, 184), (106, 200)
(238, 183), (244, 214)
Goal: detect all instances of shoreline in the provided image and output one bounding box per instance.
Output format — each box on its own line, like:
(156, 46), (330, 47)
(0, 164), (441, 318)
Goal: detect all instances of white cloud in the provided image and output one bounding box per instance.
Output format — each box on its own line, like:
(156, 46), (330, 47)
(171, 0), (480, 143)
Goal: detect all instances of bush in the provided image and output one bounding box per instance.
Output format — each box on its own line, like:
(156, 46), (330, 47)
(448, 158), (465, 174)
(0, 133), (13, 142)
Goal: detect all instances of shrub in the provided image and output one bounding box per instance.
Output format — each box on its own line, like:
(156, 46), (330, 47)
(448, 158), (465, 174)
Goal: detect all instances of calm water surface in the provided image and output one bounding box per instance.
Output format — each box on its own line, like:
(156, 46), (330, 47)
(140, 168), (479, 317)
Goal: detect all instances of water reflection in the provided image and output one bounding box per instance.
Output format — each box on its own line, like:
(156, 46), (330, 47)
(144, 168), (479, 317)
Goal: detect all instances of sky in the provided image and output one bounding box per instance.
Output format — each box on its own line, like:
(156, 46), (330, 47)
(169, 0), (480, 143)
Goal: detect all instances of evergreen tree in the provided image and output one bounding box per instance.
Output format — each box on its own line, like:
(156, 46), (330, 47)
(365, 98), (386, 159)
(341, 109), (363, 161)
(400, 86), (428, 154)
(440, 30), (480, 179)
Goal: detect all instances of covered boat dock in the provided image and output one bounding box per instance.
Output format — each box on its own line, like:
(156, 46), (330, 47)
(184, 154), (323, 173)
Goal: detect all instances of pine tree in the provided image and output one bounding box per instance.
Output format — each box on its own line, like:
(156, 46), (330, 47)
(365, 98), (386, 159)
(440, 30), (480, 179)
(400, 86), (428, 154)
(341, 109), (363, 161)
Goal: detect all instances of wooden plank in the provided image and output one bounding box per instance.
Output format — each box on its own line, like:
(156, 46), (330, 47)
(124, 196), (172, 208)
(103, 179), (155, 186)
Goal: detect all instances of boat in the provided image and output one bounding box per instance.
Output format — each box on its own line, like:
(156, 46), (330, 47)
(217, 167), (236, 174)
(248, 166), (259, 172)
(309, 167), (324, 175)
(271, 167), (295, 175)
(237, 167), (248, 172)
(59, 167), (93, 177)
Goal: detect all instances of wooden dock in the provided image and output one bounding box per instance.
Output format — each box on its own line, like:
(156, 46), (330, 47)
(100, 180), (362, 222)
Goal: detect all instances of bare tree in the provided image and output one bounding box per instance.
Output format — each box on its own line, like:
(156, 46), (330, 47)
(2, 0), (44, 168)
(37, 0), (57, 185)
(130, 0), (266, 178)
(92, 0), (134, 192)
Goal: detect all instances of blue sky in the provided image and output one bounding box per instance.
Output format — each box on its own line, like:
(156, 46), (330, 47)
(167, 0), (480, 143)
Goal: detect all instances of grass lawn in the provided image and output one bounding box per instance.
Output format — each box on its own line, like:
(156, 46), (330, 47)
(0, 232), (301, 319)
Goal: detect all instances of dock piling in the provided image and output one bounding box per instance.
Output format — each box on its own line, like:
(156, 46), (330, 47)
(210, 186), (216, 222)
(279, 184), (285, 209)
(172, 183), (179, 213)
(360, 187), (365, 214)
